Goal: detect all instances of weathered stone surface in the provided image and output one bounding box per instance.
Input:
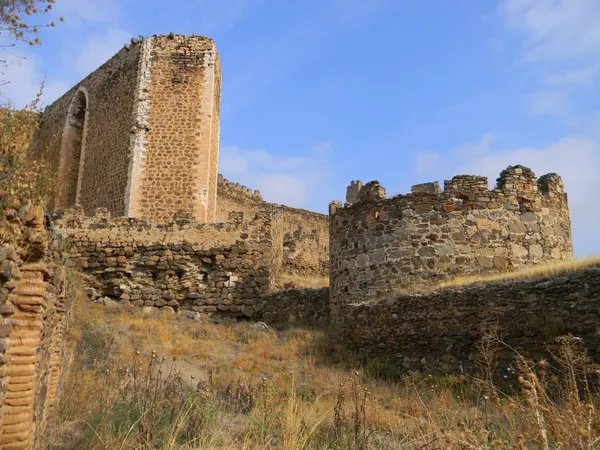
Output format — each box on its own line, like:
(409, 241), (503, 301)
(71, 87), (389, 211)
(339, 266), (600, 374)
(329, 165), (572, 315)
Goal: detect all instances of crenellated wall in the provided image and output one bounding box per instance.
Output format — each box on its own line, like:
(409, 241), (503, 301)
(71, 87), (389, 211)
(216, 175), (329, 278)
(329, 165), (573, 315)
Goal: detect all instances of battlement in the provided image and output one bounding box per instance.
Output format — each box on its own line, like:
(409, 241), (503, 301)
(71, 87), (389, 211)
(338, 165), (567, 212)
(217, 174), (263, 200)
(329, 165), (573, 316)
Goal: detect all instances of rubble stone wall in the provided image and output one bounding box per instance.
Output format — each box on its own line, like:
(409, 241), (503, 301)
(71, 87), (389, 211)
(130, 35), (221, 223)
(338, 265), (600, 374)
(56, 210), (280, 319)
(0, 207), (71, 449)
(254, 288), (329, 328)
(330, 166), (573, 315)
(33, 44), (142, 216)
(217, 175), (329, 278)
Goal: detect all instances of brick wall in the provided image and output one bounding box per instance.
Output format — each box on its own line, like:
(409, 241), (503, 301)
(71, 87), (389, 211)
(0, 206), (71, 449)
(329, 165), (573, 315)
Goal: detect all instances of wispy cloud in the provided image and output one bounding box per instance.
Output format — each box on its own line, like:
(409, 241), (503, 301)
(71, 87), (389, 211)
(499, 0), (600, 61)
(74, 27), (132, 76)
(219, 142), (334, 210)
(544, 64), (600, 86)
(529, 90), (570, 115)
(412, 134), (600, 256)
(1, 51), (70, 107)
(54, 0), (122, 24)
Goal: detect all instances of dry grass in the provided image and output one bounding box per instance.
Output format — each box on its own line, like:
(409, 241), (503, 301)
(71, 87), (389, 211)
(47, 277), (600, 450)
(280, 273), (329, 289)
(425, 255), (600, 293)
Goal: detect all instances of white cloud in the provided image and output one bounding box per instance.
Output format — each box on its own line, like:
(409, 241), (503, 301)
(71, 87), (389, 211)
(413, 134), (600, 256)
(219, 142), (333, 209)
(74, 28), (132, 76)
(499, 0), (600, 60)
(529, 90), (569, 115)
(1, 52), (70, 108)
(544, 64), (600, 86)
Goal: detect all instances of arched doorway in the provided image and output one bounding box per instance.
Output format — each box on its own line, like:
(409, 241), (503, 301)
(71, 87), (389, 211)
(57, 88), (88, 209)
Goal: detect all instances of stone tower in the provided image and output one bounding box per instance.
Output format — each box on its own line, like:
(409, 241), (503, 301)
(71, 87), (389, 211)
(329, 165), (573, 316)
(33, 34), (221, 223)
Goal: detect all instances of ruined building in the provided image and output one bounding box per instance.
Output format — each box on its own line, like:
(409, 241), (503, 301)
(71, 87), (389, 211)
(3, 33), (594, 447)
(329, 166), (573, 315)
(31, 34), (330, 285)
(34, 34), (221, 223)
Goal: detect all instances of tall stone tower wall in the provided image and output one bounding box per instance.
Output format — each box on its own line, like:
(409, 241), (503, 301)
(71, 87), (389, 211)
(329, 165), (573, 316)
(33, 34), (221, 224)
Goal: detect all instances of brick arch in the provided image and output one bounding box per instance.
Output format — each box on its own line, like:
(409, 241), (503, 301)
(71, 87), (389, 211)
(56, 87), (89, 210)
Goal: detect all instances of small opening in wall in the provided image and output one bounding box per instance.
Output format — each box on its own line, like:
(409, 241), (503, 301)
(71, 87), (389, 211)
(453, 197), (464, 206)
(374, 210), (380, 220)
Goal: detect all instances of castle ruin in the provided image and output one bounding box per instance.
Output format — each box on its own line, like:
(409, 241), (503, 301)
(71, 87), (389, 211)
(3, 33), (596, 448)
(329, 165), (573, 315)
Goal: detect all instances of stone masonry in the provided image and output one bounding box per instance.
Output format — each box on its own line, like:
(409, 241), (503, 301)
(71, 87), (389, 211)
(33, 35), (221, 224)
(339, 265), (600, 373)
(329, 165), (573, 316)
(55, 208), (280, 319)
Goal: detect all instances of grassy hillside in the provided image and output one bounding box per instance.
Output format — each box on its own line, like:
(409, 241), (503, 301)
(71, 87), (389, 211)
(47, 272), (600, 450)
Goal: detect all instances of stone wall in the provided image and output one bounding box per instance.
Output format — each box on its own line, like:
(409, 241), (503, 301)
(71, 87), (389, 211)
(338, 265), (600, 374)
(33, 44), (142, 216)
(129, 35), (221, 223)
(217, 175), (329, 278)
(56, 209), (280, 319)
(0, 206), (71, 449)
(33, 34), (221, 224)
(329, 165), (573, 315)
(253, 288), (329, 328)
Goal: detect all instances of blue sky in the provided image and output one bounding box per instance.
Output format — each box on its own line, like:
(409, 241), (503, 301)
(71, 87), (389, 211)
(2, 0), (600, 256)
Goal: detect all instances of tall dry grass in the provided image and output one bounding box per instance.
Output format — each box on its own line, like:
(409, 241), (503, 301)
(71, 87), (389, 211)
(47, 281), (600, 449)
(421, 255), (600, 293)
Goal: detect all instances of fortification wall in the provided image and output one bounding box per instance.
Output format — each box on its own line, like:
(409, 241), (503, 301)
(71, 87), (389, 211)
(329, 165), (573, 314)
(339, 265), (600, 373)
(0, 206), (71, 449)
(217, 175), (329, 278)
(33, 34), (221, 224)
(253, 288), (329, 328)
(130, 35), (221, 223)
(33, 44), (142, 216)
(56, 209), (279, 319)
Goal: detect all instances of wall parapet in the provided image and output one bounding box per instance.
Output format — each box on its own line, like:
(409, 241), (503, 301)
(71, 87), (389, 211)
(329, 165), (573, 315)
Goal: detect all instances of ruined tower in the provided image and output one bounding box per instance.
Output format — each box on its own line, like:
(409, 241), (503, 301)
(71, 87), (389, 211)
(33, 34), (221, 223)
(328, 165), (573, 316)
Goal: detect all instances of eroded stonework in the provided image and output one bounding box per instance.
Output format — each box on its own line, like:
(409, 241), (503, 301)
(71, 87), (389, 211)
(33, 35), (221, 224)
(329, 165), (573, 315)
